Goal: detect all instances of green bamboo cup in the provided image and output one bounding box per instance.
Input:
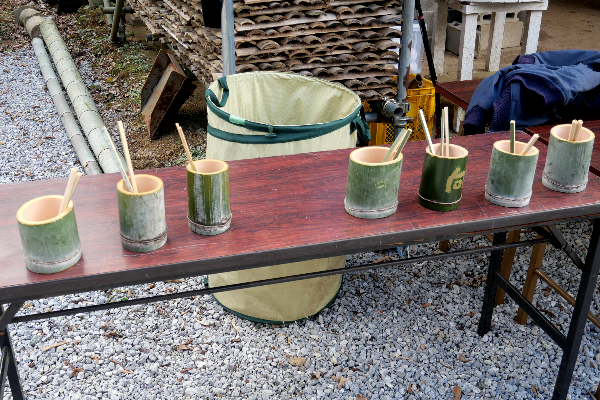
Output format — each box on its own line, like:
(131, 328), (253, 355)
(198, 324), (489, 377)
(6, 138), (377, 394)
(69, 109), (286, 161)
(344, 146), (403, 219)
(418, 143), (468, 211)
(17, 195), (82, 274)
(187, 159), (232, 235)
(117, 174), (167, 252)
(542, 124), (595, 193)
(485, 140), (539, 207)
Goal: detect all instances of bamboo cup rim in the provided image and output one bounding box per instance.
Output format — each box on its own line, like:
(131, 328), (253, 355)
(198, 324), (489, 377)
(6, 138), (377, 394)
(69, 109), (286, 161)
(187, 159), (229, 175)
(426, 143), (468, 159)
(494, 140), (539, 156)
(17, 195), (73, 226)
(350, 146), (403, 166)
(551, 124), (595, 143)
(117, 174), (163, 196)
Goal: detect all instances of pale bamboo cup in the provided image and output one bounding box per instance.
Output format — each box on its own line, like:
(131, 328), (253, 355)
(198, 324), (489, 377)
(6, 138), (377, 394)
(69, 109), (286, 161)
(187, 159), (232, 235)
(485, 140), (539, 207)
(542, 124), (595, 193)
(17, 195), (82, 274)
(344, 146), (403, 219)
(117, 175), (167, 252)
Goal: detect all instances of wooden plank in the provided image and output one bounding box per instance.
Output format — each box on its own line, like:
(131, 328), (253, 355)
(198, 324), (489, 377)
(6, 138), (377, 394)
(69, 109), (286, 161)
(435, 79), (483, 110)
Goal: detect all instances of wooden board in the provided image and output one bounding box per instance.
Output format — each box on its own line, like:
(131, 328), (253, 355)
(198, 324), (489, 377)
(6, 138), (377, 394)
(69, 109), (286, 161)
(2, 132), (600, 303)
(435, 79), (483, 110)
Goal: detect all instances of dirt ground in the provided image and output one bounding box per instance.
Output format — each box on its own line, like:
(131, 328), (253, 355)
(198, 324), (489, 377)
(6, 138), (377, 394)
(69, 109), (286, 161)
(431, 0), (600, 82)
(1, 0), (600, 168)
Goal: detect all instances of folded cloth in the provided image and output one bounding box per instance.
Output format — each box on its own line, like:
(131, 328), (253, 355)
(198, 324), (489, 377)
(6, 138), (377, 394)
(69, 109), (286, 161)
(463, 50), (600, 135)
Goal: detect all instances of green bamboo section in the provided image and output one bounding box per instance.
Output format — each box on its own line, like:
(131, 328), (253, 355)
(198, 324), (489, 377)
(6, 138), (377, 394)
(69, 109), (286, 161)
(543, 124), (595, 193)
(344, 147), (403, 219)
(117, 175), (167, 252)
(17, 195), (81, 274)
(418, 143), (468, 211)
(187, 159), (232, 235)
(485, 140), (539, 208)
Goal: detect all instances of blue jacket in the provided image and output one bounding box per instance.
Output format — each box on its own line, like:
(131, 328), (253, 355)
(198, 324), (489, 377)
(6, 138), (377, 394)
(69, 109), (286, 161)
(463, 50), (600, 135)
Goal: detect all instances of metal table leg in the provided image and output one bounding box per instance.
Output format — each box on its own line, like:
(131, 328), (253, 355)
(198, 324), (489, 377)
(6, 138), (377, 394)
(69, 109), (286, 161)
(0, 328), (24, 400)
(552, 219), (600, 399)
(478, 231), (507, 335)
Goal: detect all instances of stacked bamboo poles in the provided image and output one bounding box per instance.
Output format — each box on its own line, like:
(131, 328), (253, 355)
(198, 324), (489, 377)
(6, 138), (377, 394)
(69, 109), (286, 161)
(129, 0), (403, 100)
(38, 19), (126, 173)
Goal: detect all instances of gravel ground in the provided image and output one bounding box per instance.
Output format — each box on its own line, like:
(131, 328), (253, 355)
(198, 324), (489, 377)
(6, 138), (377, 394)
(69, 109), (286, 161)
(2, 47), (600, 400)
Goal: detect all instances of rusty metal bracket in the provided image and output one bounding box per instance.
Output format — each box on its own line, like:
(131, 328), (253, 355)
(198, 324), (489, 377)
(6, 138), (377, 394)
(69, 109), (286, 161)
(141, 51), (194, 139)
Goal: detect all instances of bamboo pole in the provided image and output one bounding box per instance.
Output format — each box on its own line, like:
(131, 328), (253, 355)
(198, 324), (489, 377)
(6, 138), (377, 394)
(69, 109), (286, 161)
(443, 107), (450, 156)
(102, 126), (134, 192)
(38, 19), (124, 173)
(520, 134), (539, 155)
(510, 120), (516, 154)
(176, 123), (197, 171)
(572, 120), (583, 142)
(382, 129), (406, 162)
(117, 121), (138, 193)
(110, 0), (125, 42)
(419, 109), (435, 154)
(31, 38), (102, 175)
(59, 168), (78, 215)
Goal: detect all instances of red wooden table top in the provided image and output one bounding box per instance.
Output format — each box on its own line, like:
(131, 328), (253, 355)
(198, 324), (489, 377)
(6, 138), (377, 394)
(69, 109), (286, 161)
(435, 79), (483, 109)
(525, 120), (600, 175)
(2, 132), (600, 303)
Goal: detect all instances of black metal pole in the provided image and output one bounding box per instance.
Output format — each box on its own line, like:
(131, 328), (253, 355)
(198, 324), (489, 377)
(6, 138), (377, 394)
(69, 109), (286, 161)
(552, 218), (600, 400)
(477, 231), (507, 336)
(414, 0), (442, 137)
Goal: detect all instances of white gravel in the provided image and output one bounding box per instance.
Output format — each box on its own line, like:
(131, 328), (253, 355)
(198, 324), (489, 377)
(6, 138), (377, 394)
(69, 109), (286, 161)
(2, 47), (600, 400)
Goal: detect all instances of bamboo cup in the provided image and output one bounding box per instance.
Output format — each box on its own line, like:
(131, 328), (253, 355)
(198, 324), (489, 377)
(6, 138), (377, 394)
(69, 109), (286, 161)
(542, 124), (595, 193)
(485, 140), (539, 207)
(418, 143), (468, 211)
(187, 159), (232, 235)
(117, 174), (167, 252)
(17, 195), (82, 274)
(344, 147), (403, 219)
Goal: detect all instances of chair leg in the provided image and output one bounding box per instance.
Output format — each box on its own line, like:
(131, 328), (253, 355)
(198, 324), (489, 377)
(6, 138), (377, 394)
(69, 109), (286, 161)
(494, 230), (521, 305)
(516, 234), (547, 324)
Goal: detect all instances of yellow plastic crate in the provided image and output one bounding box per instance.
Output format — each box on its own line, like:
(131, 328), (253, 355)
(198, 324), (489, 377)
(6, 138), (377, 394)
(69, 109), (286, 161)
(364, 75), (435, 146)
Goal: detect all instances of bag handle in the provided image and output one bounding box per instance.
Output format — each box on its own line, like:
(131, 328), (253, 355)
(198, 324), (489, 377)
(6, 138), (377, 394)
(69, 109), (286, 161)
(206, 76), (230, 108)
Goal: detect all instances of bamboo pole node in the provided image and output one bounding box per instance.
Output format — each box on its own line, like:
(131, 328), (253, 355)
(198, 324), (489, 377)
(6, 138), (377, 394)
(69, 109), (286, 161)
(520, 134), (539, 155)
(176, 123), (197, 172)
(102, 126), (134, 193)
(58, 168), (78, 215)
(117, 121), (138, 193)
(510, 120), (516, 154)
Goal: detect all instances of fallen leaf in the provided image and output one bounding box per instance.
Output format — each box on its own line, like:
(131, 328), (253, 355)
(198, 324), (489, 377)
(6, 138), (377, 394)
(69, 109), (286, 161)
(120, 369), (132, 373)
(106, 76), (118, 83)
(109, 359), (123, 367)
(333, 376), (350, 389)
(93, 356), (99, 364)
(465, 311), (477, 317)
(423, 302), (430, 308)
(180, 367), (193, 373)
(452, 385), (461, 400)
(531, 385), (539, 398)
(356, 396), (367, 400)
(459, 354), (470, 362)
(420, 344), (426, 350)
(71, 367), (83, 376)
(42, 341), (69, 352)
(148, 283), (155, 289)
(199, 321), (214, 327)
(230, 339), (241, 343)
(407, 384), (412, 394)
(372, 256), (391, 264)
(289, 357), (306, 367)
(164, 279), (183, 283)
(22, 302), (33, 309)
(232, 320), (242, 335)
